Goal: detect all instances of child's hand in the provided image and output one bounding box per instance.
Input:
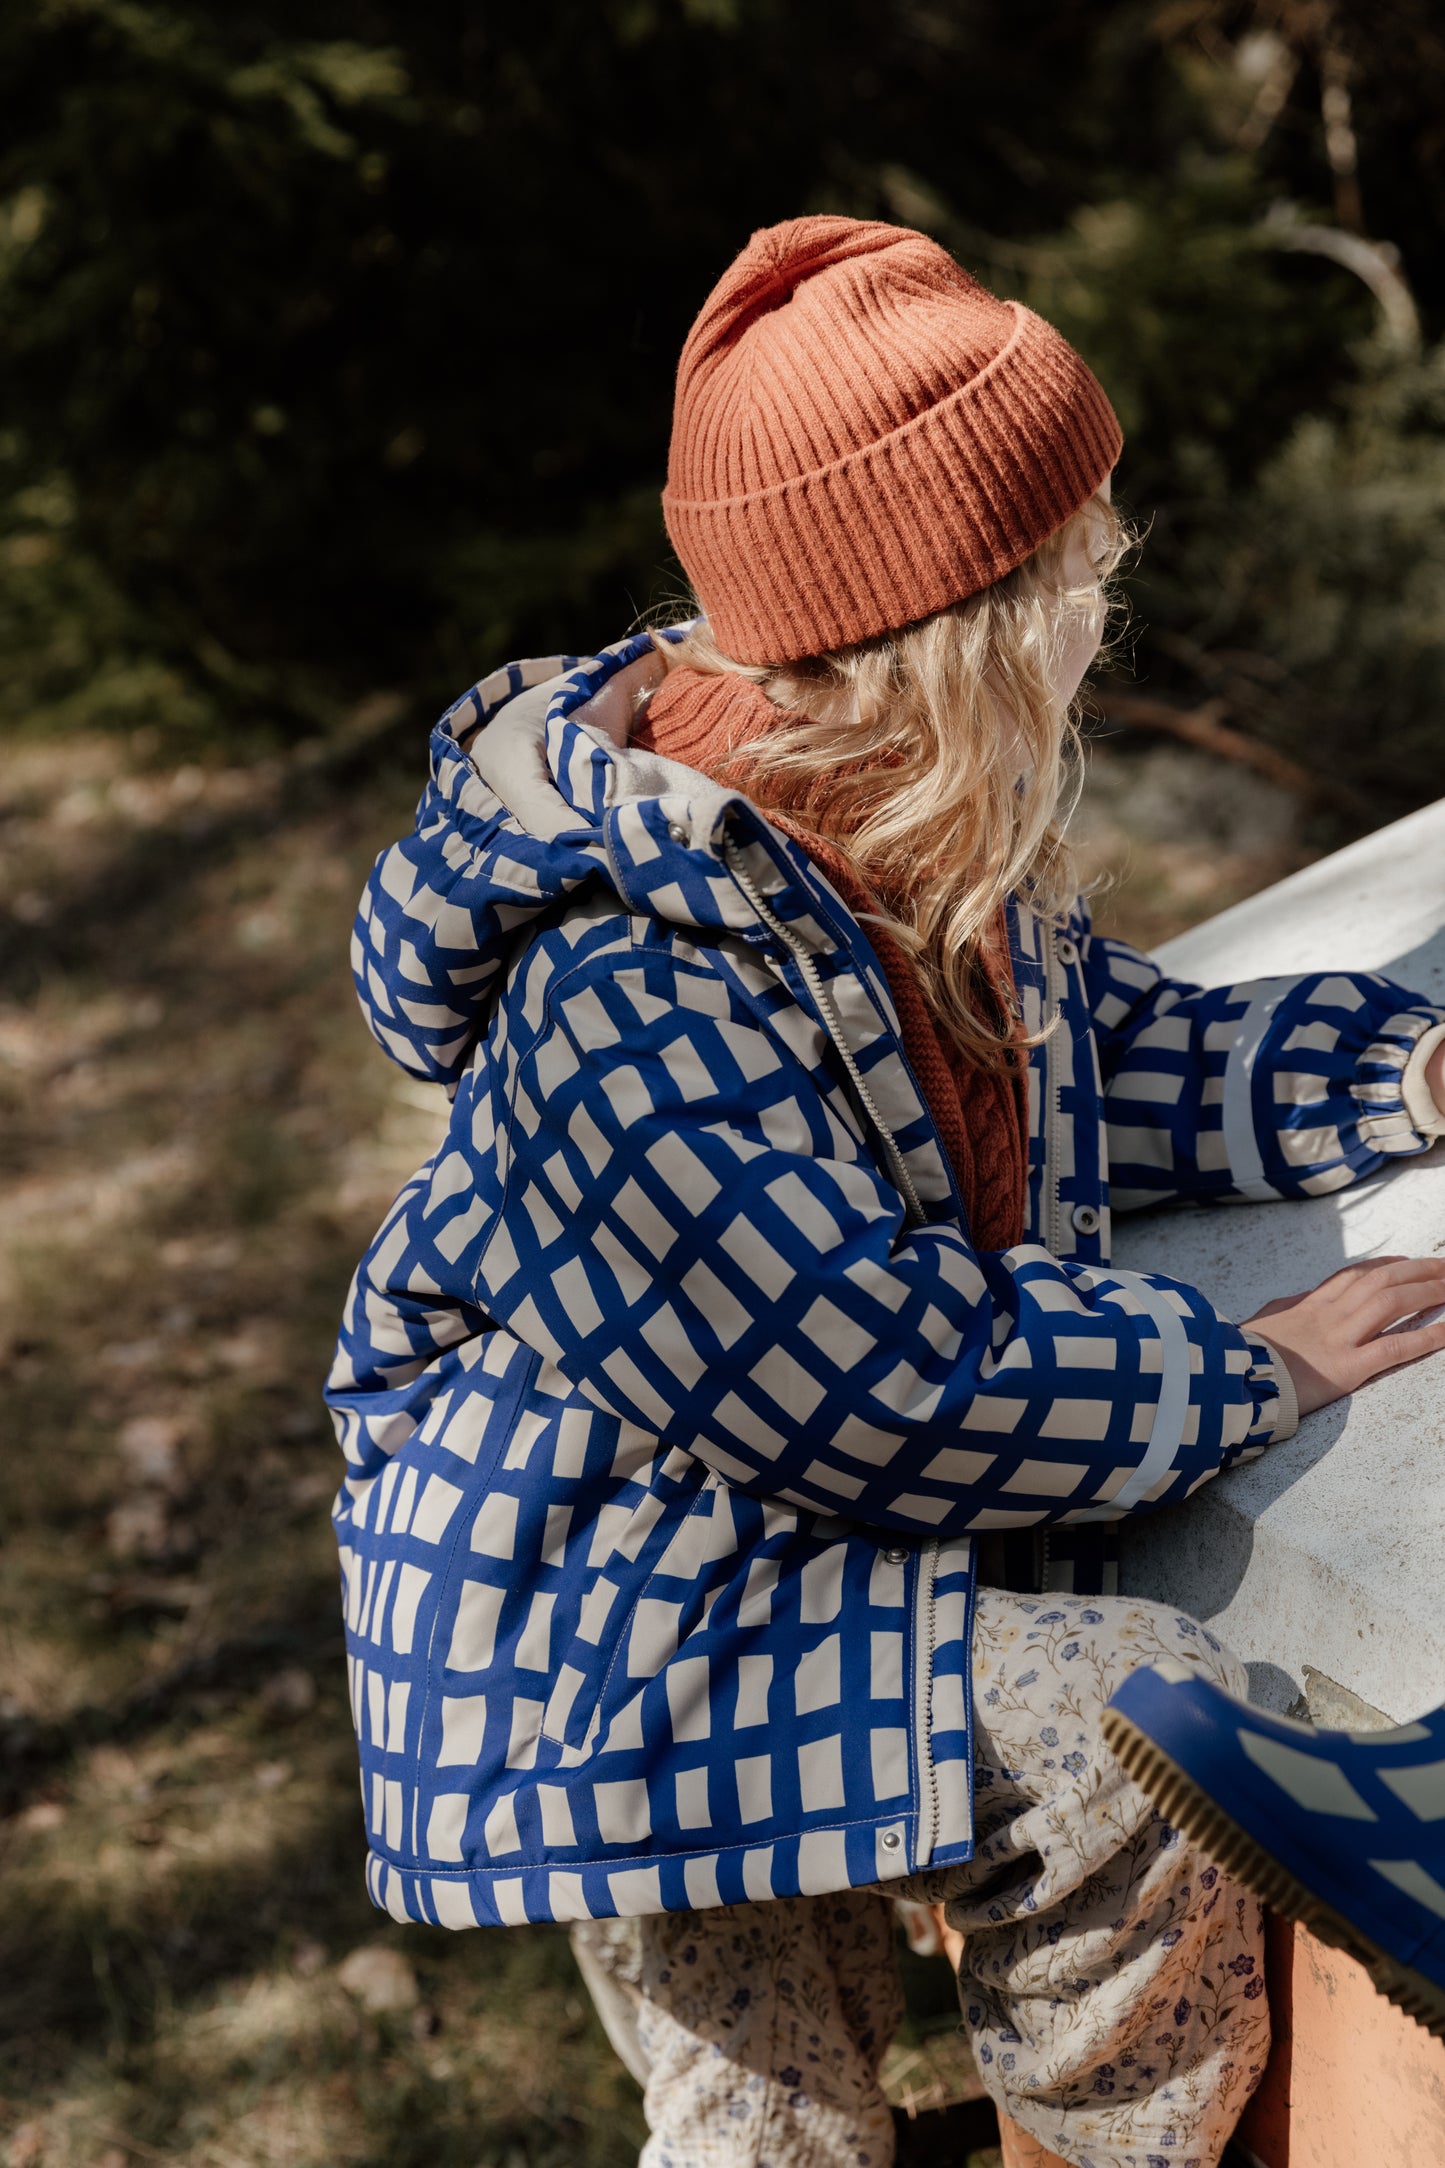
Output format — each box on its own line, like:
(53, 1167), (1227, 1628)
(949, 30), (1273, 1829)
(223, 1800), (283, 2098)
(1243, 1257), (1445, 1419)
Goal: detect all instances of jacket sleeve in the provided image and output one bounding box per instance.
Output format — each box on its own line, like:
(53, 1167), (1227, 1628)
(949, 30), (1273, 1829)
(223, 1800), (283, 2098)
(467, 943), (1295, 1542)
(1077, 901), (1445, 1210)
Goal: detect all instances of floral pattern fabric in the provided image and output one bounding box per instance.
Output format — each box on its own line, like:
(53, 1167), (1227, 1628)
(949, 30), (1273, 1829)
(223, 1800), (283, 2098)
(573, 1588), (1268, 2168)
(576, 1894), (903, 2168)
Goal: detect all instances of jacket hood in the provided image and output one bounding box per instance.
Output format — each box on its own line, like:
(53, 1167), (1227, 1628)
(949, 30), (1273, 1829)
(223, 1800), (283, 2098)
(351, 632), (839, 1088)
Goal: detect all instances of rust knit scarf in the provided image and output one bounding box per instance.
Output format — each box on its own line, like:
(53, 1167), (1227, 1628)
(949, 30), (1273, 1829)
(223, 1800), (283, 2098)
(633, 667), (1029, 1250)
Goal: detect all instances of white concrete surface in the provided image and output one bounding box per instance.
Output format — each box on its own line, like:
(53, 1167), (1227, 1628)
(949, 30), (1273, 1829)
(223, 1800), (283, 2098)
(1113, 799), (1445, 1721)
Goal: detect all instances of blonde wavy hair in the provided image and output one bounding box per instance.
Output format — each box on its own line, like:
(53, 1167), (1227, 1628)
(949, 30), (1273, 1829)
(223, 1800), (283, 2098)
(650, 493), (1129, 1070)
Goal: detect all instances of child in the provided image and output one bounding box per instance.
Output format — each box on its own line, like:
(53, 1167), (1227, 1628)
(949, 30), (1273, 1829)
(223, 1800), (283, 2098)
(326, 217), (1445, 2168)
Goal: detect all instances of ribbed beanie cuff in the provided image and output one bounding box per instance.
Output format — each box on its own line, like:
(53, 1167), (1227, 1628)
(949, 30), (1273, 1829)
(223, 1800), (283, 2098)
(663, 217), (1122, 665)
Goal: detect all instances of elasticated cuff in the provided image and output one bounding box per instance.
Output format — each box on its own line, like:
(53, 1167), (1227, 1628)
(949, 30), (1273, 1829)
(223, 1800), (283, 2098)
(1236, 1332), (1299, 1456)
(1353, 1007), (1445, 1155)
(1401, 1020), (1445, 1141)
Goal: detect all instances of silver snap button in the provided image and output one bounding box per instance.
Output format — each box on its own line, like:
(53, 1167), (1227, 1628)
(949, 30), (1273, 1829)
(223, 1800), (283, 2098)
(883, 1546), (909, 1565)
(1056, 935), (1078, 966)
(667, 821), (689, 845)
(1071, 1203), (1100, 1235)
(881, 1830), (902, 1851)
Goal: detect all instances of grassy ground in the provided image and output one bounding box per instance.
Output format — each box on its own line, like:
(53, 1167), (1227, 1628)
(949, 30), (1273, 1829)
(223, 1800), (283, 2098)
(0, 715), (1308, 2168)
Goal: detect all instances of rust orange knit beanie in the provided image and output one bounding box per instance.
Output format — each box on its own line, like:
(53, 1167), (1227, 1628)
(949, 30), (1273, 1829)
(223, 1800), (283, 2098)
(663, 216), (1122, 666)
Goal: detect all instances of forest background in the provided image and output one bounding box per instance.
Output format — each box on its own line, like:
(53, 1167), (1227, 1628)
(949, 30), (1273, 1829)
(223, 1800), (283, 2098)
(2, 3), (1444, 2166)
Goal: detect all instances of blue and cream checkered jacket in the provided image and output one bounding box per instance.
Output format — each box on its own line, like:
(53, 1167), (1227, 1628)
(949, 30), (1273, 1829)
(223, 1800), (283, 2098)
(327, 629), (1444, 1932)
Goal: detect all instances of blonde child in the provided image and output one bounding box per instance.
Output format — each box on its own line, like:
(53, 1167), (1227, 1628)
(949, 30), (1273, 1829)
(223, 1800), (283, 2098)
(328, 217), (1445, 2168)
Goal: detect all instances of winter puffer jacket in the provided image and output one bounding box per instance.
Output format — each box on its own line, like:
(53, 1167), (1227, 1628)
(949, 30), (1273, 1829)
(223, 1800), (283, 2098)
(327, 630), (1444, 1932)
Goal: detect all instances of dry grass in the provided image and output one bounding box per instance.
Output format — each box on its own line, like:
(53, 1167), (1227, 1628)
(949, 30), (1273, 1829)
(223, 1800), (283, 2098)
(0, 720), (1307, 2166)
(0, 729), (640, 2167)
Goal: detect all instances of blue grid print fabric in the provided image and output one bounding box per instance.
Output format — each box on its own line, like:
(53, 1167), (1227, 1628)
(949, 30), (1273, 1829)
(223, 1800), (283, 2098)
(327, 631), (1444, 1929)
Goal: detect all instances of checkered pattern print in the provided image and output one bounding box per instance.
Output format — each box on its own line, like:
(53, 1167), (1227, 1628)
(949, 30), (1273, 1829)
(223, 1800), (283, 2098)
(328, 630), (1445, 1930)
(1107, 1659), (1445, 2023)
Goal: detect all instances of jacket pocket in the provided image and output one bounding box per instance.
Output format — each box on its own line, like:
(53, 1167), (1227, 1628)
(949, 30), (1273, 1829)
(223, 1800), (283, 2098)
(540, 1464), (717, 1750)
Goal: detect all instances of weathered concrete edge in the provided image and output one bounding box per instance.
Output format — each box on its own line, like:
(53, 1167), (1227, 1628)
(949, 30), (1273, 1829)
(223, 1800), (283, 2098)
(1118, 1462), (1439, 1721)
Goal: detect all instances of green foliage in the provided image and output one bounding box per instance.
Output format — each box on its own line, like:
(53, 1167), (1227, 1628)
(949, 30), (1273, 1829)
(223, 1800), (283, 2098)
(0, 0), (1441, 811)
(0, 456), (230, 743)
(1151, 335), (1445, 804)
(1007, 173), (1372, 499)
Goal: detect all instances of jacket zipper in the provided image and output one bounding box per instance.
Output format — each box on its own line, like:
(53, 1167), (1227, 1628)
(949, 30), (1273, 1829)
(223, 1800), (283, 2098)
(1038, 932), (1068, 1595)
(911, 1538), (942, 1868)
(726, 834), (951, 1866)
(723, 836), (928, 1227)
(1042, 932), (1065, 1260)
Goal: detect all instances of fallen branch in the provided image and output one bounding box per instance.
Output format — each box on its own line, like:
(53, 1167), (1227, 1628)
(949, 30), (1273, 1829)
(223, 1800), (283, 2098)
(1097, 691), (1364, 815)
(1260, 203), (1420, 352)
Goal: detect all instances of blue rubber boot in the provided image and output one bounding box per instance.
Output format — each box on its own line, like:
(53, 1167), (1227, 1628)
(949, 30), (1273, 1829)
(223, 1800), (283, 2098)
(1102, 1658), (1445, 2039)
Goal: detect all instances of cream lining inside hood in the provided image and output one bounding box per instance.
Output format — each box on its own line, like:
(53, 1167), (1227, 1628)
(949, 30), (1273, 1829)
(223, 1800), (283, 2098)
(467, 647), (716, 845)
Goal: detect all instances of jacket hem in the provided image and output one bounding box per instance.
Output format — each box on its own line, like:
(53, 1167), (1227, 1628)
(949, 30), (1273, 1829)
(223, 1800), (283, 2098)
(361, 1811), (964, 1929)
